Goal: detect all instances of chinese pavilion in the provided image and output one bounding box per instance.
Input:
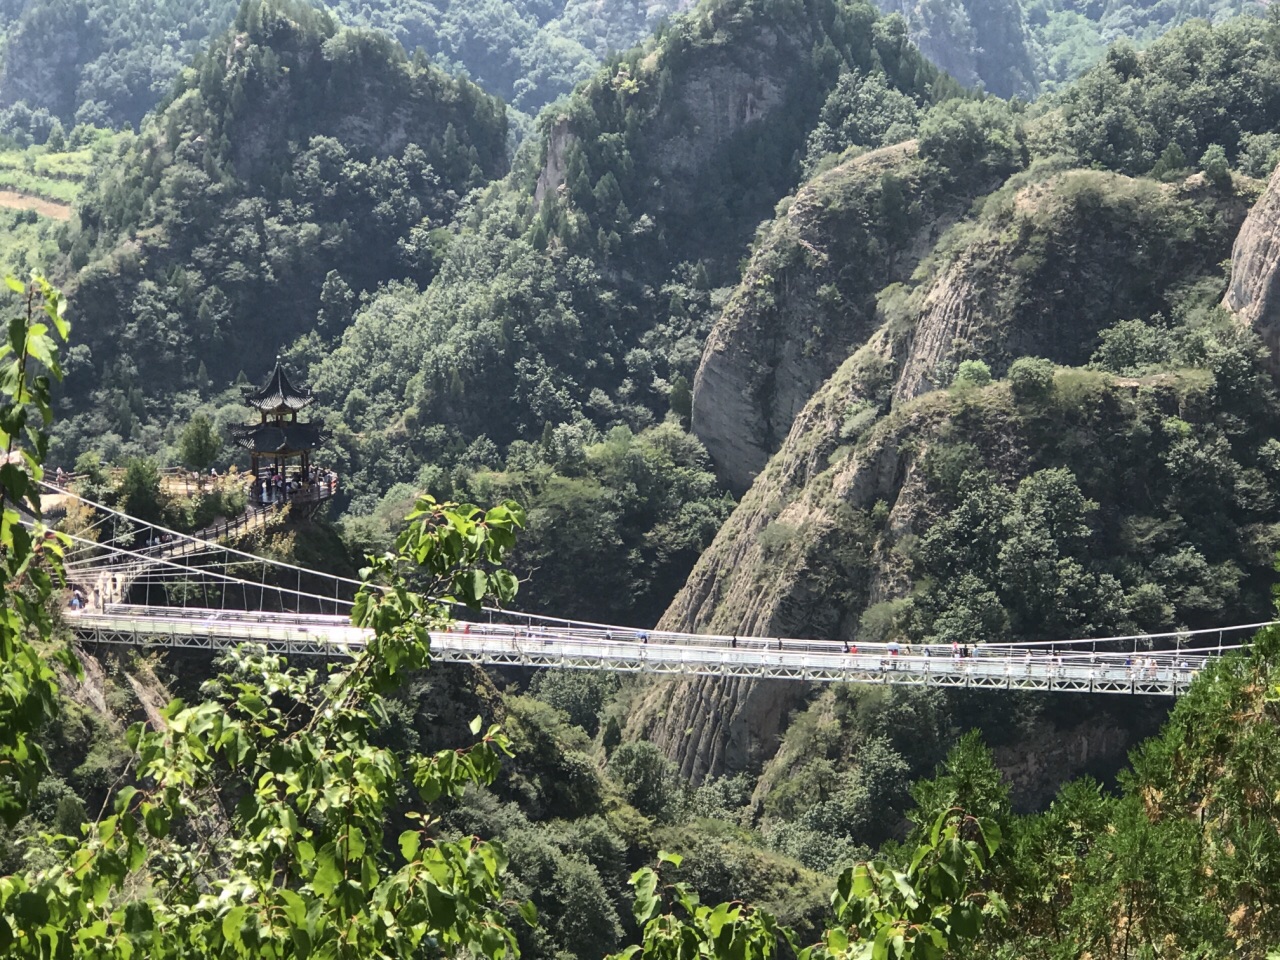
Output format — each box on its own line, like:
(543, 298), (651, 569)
(230, 359), (328, 489)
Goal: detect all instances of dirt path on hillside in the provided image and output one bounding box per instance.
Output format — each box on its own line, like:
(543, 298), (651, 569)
(0, 190), (71, 220)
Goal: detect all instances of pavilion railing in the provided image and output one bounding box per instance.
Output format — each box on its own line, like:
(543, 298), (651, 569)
(248, 478), (338, 508)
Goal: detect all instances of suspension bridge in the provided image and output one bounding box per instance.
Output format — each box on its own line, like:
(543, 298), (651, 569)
(45, 481), (1265, 697)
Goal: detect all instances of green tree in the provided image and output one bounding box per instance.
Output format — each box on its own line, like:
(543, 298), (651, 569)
(952, 359), (993, 388)
(1007, 356), (1054, 401)
(178, 413), (221, 476)
(1, 487), (534, 956)
(1200, 142), (1231, 186)
(527, 669), (620, 736)
(607, 741), (684, 821)
(611, 807), (1003, 960)
(0, 275), (77, 825)
(117, 457), (165, 525)
(1149, 142), (1188, 180)
(669, 375), (692, 428)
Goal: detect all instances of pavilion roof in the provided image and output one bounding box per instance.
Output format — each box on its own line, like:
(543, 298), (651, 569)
(243, 359), (314, 413)
(229, 420), (327, 455)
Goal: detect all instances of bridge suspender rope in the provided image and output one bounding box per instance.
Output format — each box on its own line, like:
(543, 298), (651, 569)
(39, 479), (1274, 697)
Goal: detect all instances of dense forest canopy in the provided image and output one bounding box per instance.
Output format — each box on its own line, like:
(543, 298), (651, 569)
(0, 0), (686, 136)
(1, 0), (1280, 954)
(0, 0), (1258, 142)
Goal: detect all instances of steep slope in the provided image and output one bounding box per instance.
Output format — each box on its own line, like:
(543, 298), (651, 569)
(53, 0), (507, 455)
(693, 139), (990, 492)
(873, 0), (1037, 97)
(1223, 160), (1280, 370)
(305, 0), (954, 507)
(671, 170), (1259, 638)
(643, 169), (1267, 782)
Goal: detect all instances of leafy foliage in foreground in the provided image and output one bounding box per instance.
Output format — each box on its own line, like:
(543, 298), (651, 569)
(0, 275), (76, 825)
(0, 276), (1010, 960)
(1, 465), (532, 955)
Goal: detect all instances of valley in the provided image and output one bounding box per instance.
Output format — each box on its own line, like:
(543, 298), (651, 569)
(1, 0), (1280, 955)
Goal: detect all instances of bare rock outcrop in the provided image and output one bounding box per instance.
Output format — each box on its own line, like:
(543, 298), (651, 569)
(626, 676), (809, 785)
(534, 118), (577, 208)
(1223, 163), (1280, 371)
(693, 142), (980, 493)
(648, 170), (1256, 782)
(530, 20), (799, 236)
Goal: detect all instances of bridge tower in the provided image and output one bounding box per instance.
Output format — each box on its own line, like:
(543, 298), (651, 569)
(229, 358), (330, 508)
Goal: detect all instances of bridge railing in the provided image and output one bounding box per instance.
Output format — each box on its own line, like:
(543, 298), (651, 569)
(67, 607), (1239, 695)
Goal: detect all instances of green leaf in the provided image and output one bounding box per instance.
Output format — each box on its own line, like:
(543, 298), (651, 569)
(312, 850), (341, 897)
(827, 927), (849, 953)
(631, 867), (659, 927)
(519, 900), (538, 927)
(279, 889), (307, 927)
(222, 905), (248, 946)
(399, 830), (421, 863)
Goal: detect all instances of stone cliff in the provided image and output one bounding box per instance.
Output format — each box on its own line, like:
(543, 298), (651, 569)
(676, 169), (1250, 639)
(625, 676), (809, 785)
(645, 169), (1256, 782)
(1224, 164), (1280, 371)
(692, 141), (982, 493)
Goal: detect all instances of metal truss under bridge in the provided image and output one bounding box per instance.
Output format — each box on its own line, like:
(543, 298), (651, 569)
(45, 480), (1270, 698)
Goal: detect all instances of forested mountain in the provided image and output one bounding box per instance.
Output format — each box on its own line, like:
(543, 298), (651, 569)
(0, 0), (1257, 143)
(0, 0), (684, 136)
(868, 0), (1261, 99)
(47, 0), (963, 624)
(638, 12), (1280, 782)
(0, 0), (239, 131)
(55, 0), (507, 450)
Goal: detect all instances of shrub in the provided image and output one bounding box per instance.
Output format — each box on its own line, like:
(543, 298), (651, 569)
(1008, 356), (1054, 401)
(1201, 143), (1230, 186)
(952, 359), (993, 388)
(607, 741), (684, 820)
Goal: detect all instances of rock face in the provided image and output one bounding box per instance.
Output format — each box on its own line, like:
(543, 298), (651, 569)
(869, 0), (1037, 99)
(1224, 163), (1280, 371)
(534, 118), (577, 207)
(992, 710), (1164, 811)
(529, 18), (800, 242)
(645, 169), (1254, 782)
(625, 677), (809, 785)
(692, 142), (982, 493)
(681, 169), (1247, 633)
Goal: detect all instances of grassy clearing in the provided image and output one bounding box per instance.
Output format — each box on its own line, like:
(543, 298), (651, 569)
(0, 165), (79, 203)
(0, 130), (120, 210)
